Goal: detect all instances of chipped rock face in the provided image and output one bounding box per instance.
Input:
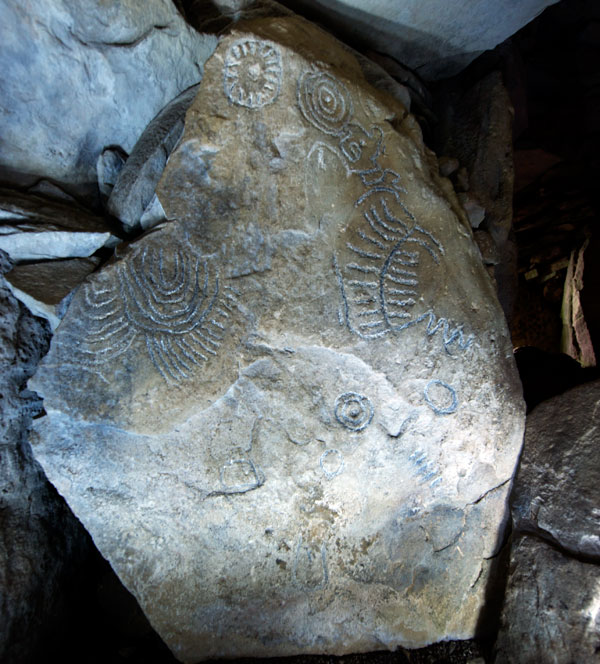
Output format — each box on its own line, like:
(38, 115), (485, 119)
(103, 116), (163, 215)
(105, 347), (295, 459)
(30, 18), (525, 663)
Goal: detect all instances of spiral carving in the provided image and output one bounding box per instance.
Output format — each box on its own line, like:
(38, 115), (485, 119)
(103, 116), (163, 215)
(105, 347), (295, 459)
(120, 246), (213, 335)
(297, 70), (353, 136)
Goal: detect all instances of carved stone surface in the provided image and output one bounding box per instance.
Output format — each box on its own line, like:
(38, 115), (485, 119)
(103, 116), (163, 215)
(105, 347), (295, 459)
(30, 17), (525, 662)
(244, 0), (560, 79)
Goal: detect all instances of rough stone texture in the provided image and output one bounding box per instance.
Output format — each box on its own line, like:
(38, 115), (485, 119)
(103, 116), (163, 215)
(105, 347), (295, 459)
(436, 71), (517, 322)
(30, 18), (524, 663)
(511, 380), (600, 558)
(494, 535), (600, 664)
(107, 84), (200, 234)
(495, 378), (600, 661)
(0, 249), (90, 664)
(437, 72), (514, 250)
(97, 146), (128, 202)
(5, 257), (101, 330)
(0, 0), (217, 200)
(181, 0), (294, 33)
(267, 0), (559, 79)
(0, 189), (118, 262)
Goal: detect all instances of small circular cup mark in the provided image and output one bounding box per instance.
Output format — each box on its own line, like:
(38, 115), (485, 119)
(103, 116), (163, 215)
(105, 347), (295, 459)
(320, 449), (344, 479)
(424, 380), (458, 415)
(334, 392), (374, 431)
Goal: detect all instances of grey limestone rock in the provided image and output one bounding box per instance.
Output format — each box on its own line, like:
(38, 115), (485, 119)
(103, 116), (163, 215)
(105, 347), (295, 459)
(495, 535), (600, 664)
(438, 72), (514, 249)
(436, 71), (517, 322)
(0, 0), (217, 200)
(30, 17), (525, 662)
(511, 380), (600, 559)
(107, 84), (201, 234)
(97, 147), (128, 202)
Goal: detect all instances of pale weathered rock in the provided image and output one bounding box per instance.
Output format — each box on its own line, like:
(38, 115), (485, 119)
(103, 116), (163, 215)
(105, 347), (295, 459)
(511, 380), (600, 558)
(458, 194), (486, 229)
(0, 250), (90, 664)
(0, 229), (112, 263)
(5, 258), (101, 330)
(30, 17), (525, 662)
(0, 0), (217, 199)
(107, 84), (201, 234)
(495, 535), (600, 664)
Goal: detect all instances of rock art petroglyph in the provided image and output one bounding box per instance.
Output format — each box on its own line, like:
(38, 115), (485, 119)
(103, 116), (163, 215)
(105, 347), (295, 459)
(30, 16), (525, 664)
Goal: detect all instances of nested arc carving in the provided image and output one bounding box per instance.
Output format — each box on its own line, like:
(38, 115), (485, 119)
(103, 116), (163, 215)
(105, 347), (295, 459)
(59, 243), (236, 385)
(338, 197), (445, 340)
(296, 66), (474, 352)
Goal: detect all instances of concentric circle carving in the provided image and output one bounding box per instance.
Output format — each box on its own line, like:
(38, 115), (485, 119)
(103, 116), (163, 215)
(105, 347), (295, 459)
(334, 392), (373, 431)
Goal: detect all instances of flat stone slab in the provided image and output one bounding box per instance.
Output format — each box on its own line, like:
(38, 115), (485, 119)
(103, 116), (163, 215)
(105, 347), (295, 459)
(0, 189), (118, 262)
(30, 17), (525, 663)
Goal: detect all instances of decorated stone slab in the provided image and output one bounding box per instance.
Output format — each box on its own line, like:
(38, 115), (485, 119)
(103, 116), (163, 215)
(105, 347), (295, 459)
(30, 17), (525, 663)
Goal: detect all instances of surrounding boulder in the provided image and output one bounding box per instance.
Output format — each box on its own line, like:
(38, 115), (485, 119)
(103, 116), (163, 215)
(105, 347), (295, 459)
(30, 17), (524, 662)
(0, 250), (90, 664)
(494, 535), (600, 664)
(511, 380), (600, 558)
(494, 379), (600, 662)
(0, 0), (217, 200)
(437, 72), (514, 249)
